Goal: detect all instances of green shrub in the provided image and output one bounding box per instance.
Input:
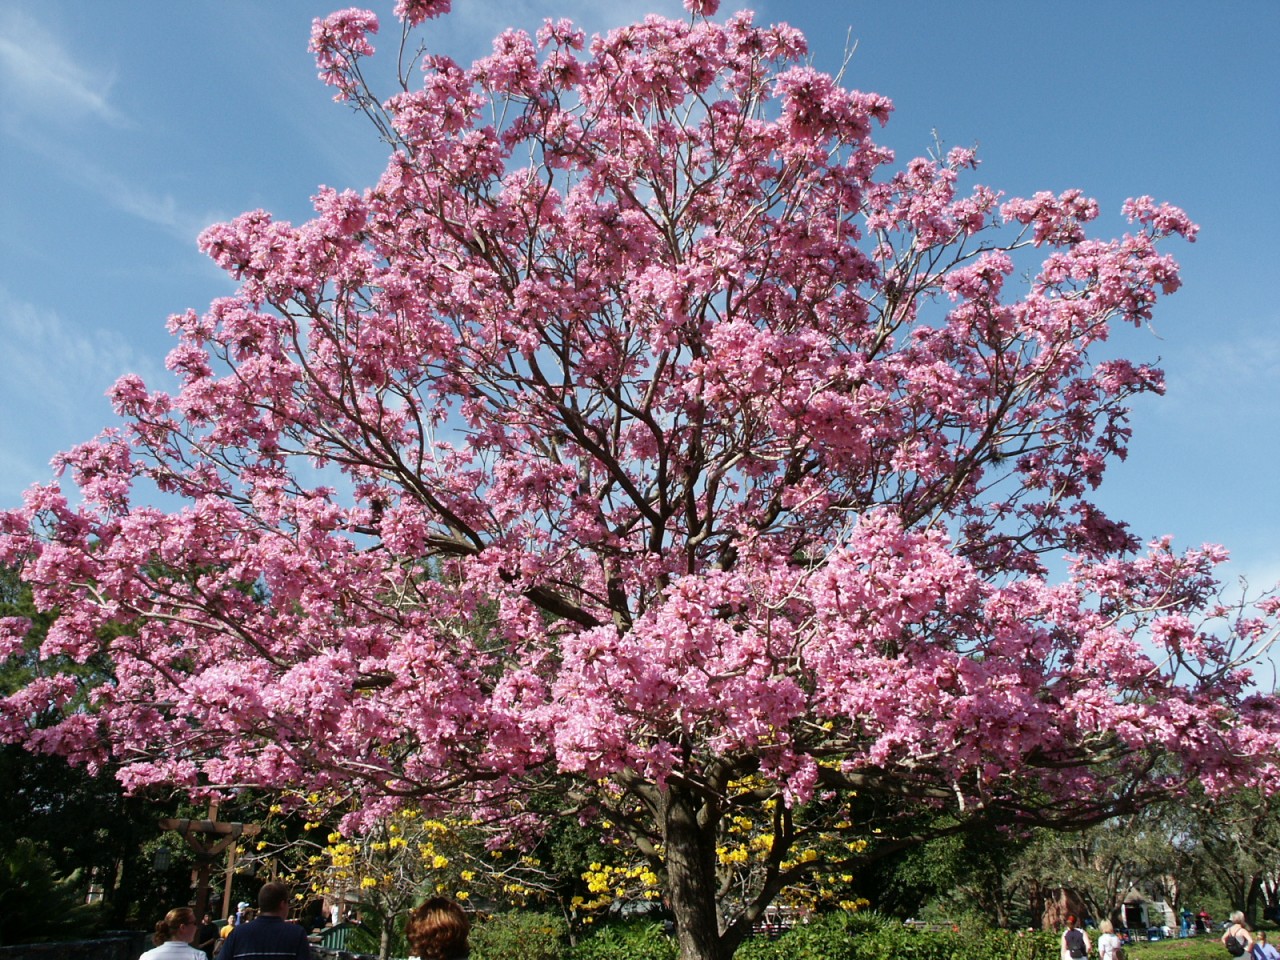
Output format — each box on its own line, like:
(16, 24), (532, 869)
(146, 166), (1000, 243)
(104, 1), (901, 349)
(464, 909), (1059, 960)
(567, 919), (678, 960)
(839, 911), (898, 936)
(736, 913), (1057, 960)
(738, 912), (864, 960)
(469, 909), (569, 960)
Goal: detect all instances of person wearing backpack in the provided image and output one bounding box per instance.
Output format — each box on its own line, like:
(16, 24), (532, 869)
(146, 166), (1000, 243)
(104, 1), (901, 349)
(1222, 911), (1254, 958)
(1062, 915), (1092, 960)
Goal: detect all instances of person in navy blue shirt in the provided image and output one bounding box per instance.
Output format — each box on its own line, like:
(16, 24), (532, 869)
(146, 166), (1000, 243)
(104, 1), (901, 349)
(218, 881), (311, 960)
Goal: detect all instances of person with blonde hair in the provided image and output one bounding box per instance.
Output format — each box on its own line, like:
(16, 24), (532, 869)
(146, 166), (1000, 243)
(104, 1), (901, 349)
(1095, 919), (1122, 960)
(1222, 910), (1254, 957)
(406, 898), (470, 960)
(139, 906), (206, 960)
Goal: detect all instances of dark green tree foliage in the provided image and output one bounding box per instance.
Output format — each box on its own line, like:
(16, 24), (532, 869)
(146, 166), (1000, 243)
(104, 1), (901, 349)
(0, 838), (104, 945)
(1009, 809), (1205, 928)
(0, 745), (119, 887)
(1179, 787), (1280, 923)
(0, 565), (170, 934)
(872, 820), (1029, 926)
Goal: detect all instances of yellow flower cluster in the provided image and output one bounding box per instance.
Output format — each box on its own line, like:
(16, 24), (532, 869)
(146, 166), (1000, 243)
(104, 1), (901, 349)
(572, 861), (661, 913)
(710, 795), (874, 915)
(299, 807), (480, 908)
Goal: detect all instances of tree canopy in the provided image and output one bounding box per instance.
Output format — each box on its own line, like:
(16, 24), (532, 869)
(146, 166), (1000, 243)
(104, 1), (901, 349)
(2, 3), (1277, 958)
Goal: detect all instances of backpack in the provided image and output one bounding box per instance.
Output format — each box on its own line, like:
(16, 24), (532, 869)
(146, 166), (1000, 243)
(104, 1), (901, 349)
(1224, 933), (1246, 957)
(1066, 927), (1087, 959)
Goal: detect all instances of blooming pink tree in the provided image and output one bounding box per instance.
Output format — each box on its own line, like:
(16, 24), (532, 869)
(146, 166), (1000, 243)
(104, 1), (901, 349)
(2, 4), (1278, 958)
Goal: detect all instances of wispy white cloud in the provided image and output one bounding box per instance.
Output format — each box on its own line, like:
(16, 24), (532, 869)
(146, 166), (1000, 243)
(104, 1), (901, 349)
(5, 124), (219, 247)
(0, 6), (126, 130)
(22, 128), (219, 243)
(1146, 329), (1280, 434)
(1178, 334), (1280, 393)
(0, 6), (220, 244)
(0, 285), (177, 500)
(0, 301), (102, 498)
(0, 285), (158, 414)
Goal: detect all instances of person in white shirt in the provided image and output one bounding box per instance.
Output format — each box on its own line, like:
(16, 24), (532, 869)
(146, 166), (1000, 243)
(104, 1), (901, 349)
(1254, 929), (1279, 960)
(139, 907), (206, 960)
(1096, 919), (1122, 960)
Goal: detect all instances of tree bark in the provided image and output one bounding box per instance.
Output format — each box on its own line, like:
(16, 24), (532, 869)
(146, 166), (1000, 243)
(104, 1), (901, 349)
(1246, 876), (1262, 926)
(662, 782), (729, 960)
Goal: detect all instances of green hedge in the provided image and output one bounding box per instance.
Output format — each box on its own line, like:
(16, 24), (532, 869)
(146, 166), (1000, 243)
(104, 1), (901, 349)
(567, 919), (679, 960)
(467, 910), (1059, 960)
(469, 910), (570, 960)
(737, 914), (1056, 960)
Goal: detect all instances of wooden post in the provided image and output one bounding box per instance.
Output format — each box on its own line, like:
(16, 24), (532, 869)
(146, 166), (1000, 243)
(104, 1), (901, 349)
(160, 803), (261, 918)
(221, 837), (238, 920)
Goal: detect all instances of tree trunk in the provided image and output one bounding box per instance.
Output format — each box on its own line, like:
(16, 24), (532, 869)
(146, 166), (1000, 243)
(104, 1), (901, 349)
(991, 890), (1009, 929)
(379, 919), (390, 960)
(1246, 876), (1262, 926)
(1028, 879), (1046, 930)
(662, 783), (730, 960)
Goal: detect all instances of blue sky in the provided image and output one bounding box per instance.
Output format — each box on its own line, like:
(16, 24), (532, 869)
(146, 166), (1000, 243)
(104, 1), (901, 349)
(2, 1), (1278, 617)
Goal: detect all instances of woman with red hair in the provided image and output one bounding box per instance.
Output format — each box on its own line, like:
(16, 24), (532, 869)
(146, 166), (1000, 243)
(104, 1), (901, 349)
(406, 898), (470, 960)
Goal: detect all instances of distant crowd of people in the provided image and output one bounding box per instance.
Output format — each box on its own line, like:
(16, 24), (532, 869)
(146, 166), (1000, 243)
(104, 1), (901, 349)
(1178, 906), (1220, 937)
(139, 881), (470, 960)
(1059, 909), (1278, 960)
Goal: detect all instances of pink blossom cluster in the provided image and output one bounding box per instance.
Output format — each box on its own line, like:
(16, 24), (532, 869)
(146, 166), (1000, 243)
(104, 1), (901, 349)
(1000, 189), (1101, 245)
(394, 0), (450, 27)
(309, 7), (378, 100)
(1123, 195), (1200, 241)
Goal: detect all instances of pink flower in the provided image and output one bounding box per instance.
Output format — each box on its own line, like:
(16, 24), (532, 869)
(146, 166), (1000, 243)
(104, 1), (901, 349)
(309, 8), (378, 99)
(395, 0), (450, 26)
(1123, 195), (1199, 241)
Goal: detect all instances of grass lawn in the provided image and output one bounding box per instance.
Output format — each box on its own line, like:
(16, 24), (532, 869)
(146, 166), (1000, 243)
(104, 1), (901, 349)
(1127, 934), (1236, 960)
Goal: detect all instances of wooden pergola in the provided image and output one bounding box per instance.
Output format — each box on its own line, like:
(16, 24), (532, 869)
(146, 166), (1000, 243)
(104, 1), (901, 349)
(160, 804), (261, 919)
